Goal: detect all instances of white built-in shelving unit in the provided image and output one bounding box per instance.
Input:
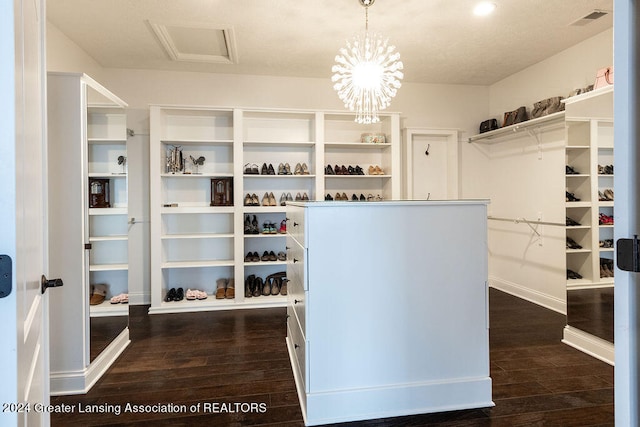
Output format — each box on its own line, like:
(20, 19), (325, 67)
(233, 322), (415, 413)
(149, 106), (400, 314)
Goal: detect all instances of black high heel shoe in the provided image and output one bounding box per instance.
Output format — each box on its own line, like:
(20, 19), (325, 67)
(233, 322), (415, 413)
(566, 191), (581, 202)
(164, 288), (176, 302)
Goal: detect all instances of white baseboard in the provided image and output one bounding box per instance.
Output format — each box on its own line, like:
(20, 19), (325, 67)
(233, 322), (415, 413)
(562, 325), (615, 366)
(489, 276), (566, 314)
(50, 328), (130, 395)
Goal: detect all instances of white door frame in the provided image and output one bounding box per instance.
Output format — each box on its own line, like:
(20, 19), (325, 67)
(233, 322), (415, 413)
(1, 0), (50, 425)
(613, 0), (639, 425)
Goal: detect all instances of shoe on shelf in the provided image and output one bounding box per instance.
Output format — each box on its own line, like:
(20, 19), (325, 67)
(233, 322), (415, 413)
(268, 251), (277, 261)
(174, 287), (184, 301)
(261, 163), (268, 175)
(225, 279), (235, 299)
(286, 192), (293, 202)
(566, 237), (582, 249)
(278, 220), (287, 233)
(566, 191), (581, 202)
(599, 213), (614, 225)
(284, 163), (292, 175)
(262, 277), (272, 296)
(245, 275), (255, 298)
(267, 163), (276, 175)
(280, 193), (287, 206)
(280, 279), (289, 296)
(295, 192), (302, 201)
(566, 216), (581, 226)
(359, 194), (366, 201)
(348, 165), (355, 175)
(325, 193), (334, 201)
(368, 165), (376, 175)
(334, 164), (342, 175)
(215, 279), (227, 299)
(566, 165), (579, 175)
(251, 215), (259, 234)
(340, 165), (348, 175)
(244, 252), (254, 262)
(185, 289), (198, 301)
(244, 163), (259, 174)
(268, 192), (277, 206)
(271, 277), (281, 295)
(277, 251), (287, 261)
(355, 165), (364, 175)
(253, 277), (263, 297)
(351, 194), (358, 201)
(301, 163), (310, 175)
(164, 287), (176, 302)
(567, 269), (583, 280)
(244, 193), (252, 206)
(302, 192), (309, 201)
(261, 192), (270, 206)
(374, 165), (384, 175)
(277, 163), (286, 175)
(244, 215), (252, 234)
(603, 189), (614, 201)
(325, 165), (335, 175)
(294, 163), (303, 175)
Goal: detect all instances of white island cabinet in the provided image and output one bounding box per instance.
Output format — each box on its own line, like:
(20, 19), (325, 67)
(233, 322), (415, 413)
(285, 200), (493, 426)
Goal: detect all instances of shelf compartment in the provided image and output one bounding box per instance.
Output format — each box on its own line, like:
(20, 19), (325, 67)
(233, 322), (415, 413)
(89, 239), (128, 266)
(243, 111), (315, 143)
(159, 108), (233, 141)
(162, 238), (233, 264)
(160, 265), (234, 296)
(88, 142), (127, 175)
(161, 142), (234, 175)
(90, 269), (128, 299)
(87, 110), (127, 141)
(324, 112), (395, 144)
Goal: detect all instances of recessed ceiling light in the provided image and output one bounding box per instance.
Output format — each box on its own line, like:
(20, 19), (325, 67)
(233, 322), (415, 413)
(473, 2), (497, 16)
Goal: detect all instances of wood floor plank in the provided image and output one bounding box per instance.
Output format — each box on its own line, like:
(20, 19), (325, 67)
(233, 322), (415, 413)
(52, 289), (614, 426)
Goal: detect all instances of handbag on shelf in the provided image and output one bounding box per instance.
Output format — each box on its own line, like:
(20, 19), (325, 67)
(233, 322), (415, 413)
(503, 106), (528, 127)
(594, 66), (614, 89)
(479, 118), (499, 133)
(531, 96), (565, 119)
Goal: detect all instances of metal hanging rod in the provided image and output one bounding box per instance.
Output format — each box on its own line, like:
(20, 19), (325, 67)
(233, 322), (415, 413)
(488, 216), (565, 227)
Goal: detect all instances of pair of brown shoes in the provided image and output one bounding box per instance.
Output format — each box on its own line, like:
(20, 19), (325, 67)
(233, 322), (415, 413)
(215, 278), (235, 299)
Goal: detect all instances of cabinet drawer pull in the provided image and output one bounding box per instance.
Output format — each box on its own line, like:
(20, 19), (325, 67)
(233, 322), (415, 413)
(285, 246), (290, 250)
(294, 299), (303, 304)
(293, 222), (299, 227)
(293, 258), (299, 263)
(294, 343), (300, 349)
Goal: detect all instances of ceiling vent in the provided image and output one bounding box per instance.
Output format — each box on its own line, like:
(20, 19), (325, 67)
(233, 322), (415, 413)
(149, 21), (237, 64)
(569, 10), (609, 26)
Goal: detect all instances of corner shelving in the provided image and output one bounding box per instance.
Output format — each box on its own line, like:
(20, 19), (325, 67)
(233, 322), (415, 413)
(564, 87), (614, 290)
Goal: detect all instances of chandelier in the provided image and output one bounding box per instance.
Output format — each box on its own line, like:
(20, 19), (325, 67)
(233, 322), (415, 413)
(331, 0), (404, 124)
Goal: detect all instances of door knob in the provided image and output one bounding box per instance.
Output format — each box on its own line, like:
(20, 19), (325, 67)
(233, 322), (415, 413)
(41, 275), (63, 294)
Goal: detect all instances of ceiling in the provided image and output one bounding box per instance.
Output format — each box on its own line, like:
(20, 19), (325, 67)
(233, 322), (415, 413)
(47, 0), (613, 86)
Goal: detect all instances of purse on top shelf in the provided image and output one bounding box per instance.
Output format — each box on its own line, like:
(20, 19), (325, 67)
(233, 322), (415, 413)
(479, 118), (499, 134)
(594, 66), (613, 89)
(503, 106), (528, 127)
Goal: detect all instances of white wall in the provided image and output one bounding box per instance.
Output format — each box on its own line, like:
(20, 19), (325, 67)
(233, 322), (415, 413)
(46, 22), (106, 82)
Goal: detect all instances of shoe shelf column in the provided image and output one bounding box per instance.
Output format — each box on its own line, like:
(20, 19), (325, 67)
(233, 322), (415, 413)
(322, 112), (401, 201)
(595, 119), (615, 286)
(564, 86), (615, 290)
(149, 106), (236, 314)
(237, 109), (317, 306)
(86, 104), (130, 316)
(565, 119), (594, 286)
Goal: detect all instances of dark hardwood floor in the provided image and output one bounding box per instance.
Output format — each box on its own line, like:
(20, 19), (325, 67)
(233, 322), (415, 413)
(51, 289), (614, 426)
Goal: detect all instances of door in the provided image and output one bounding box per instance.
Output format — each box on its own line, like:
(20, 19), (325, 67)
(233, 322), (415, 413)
(404, 128), (459, 200)
(0, 0), (49, 426)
